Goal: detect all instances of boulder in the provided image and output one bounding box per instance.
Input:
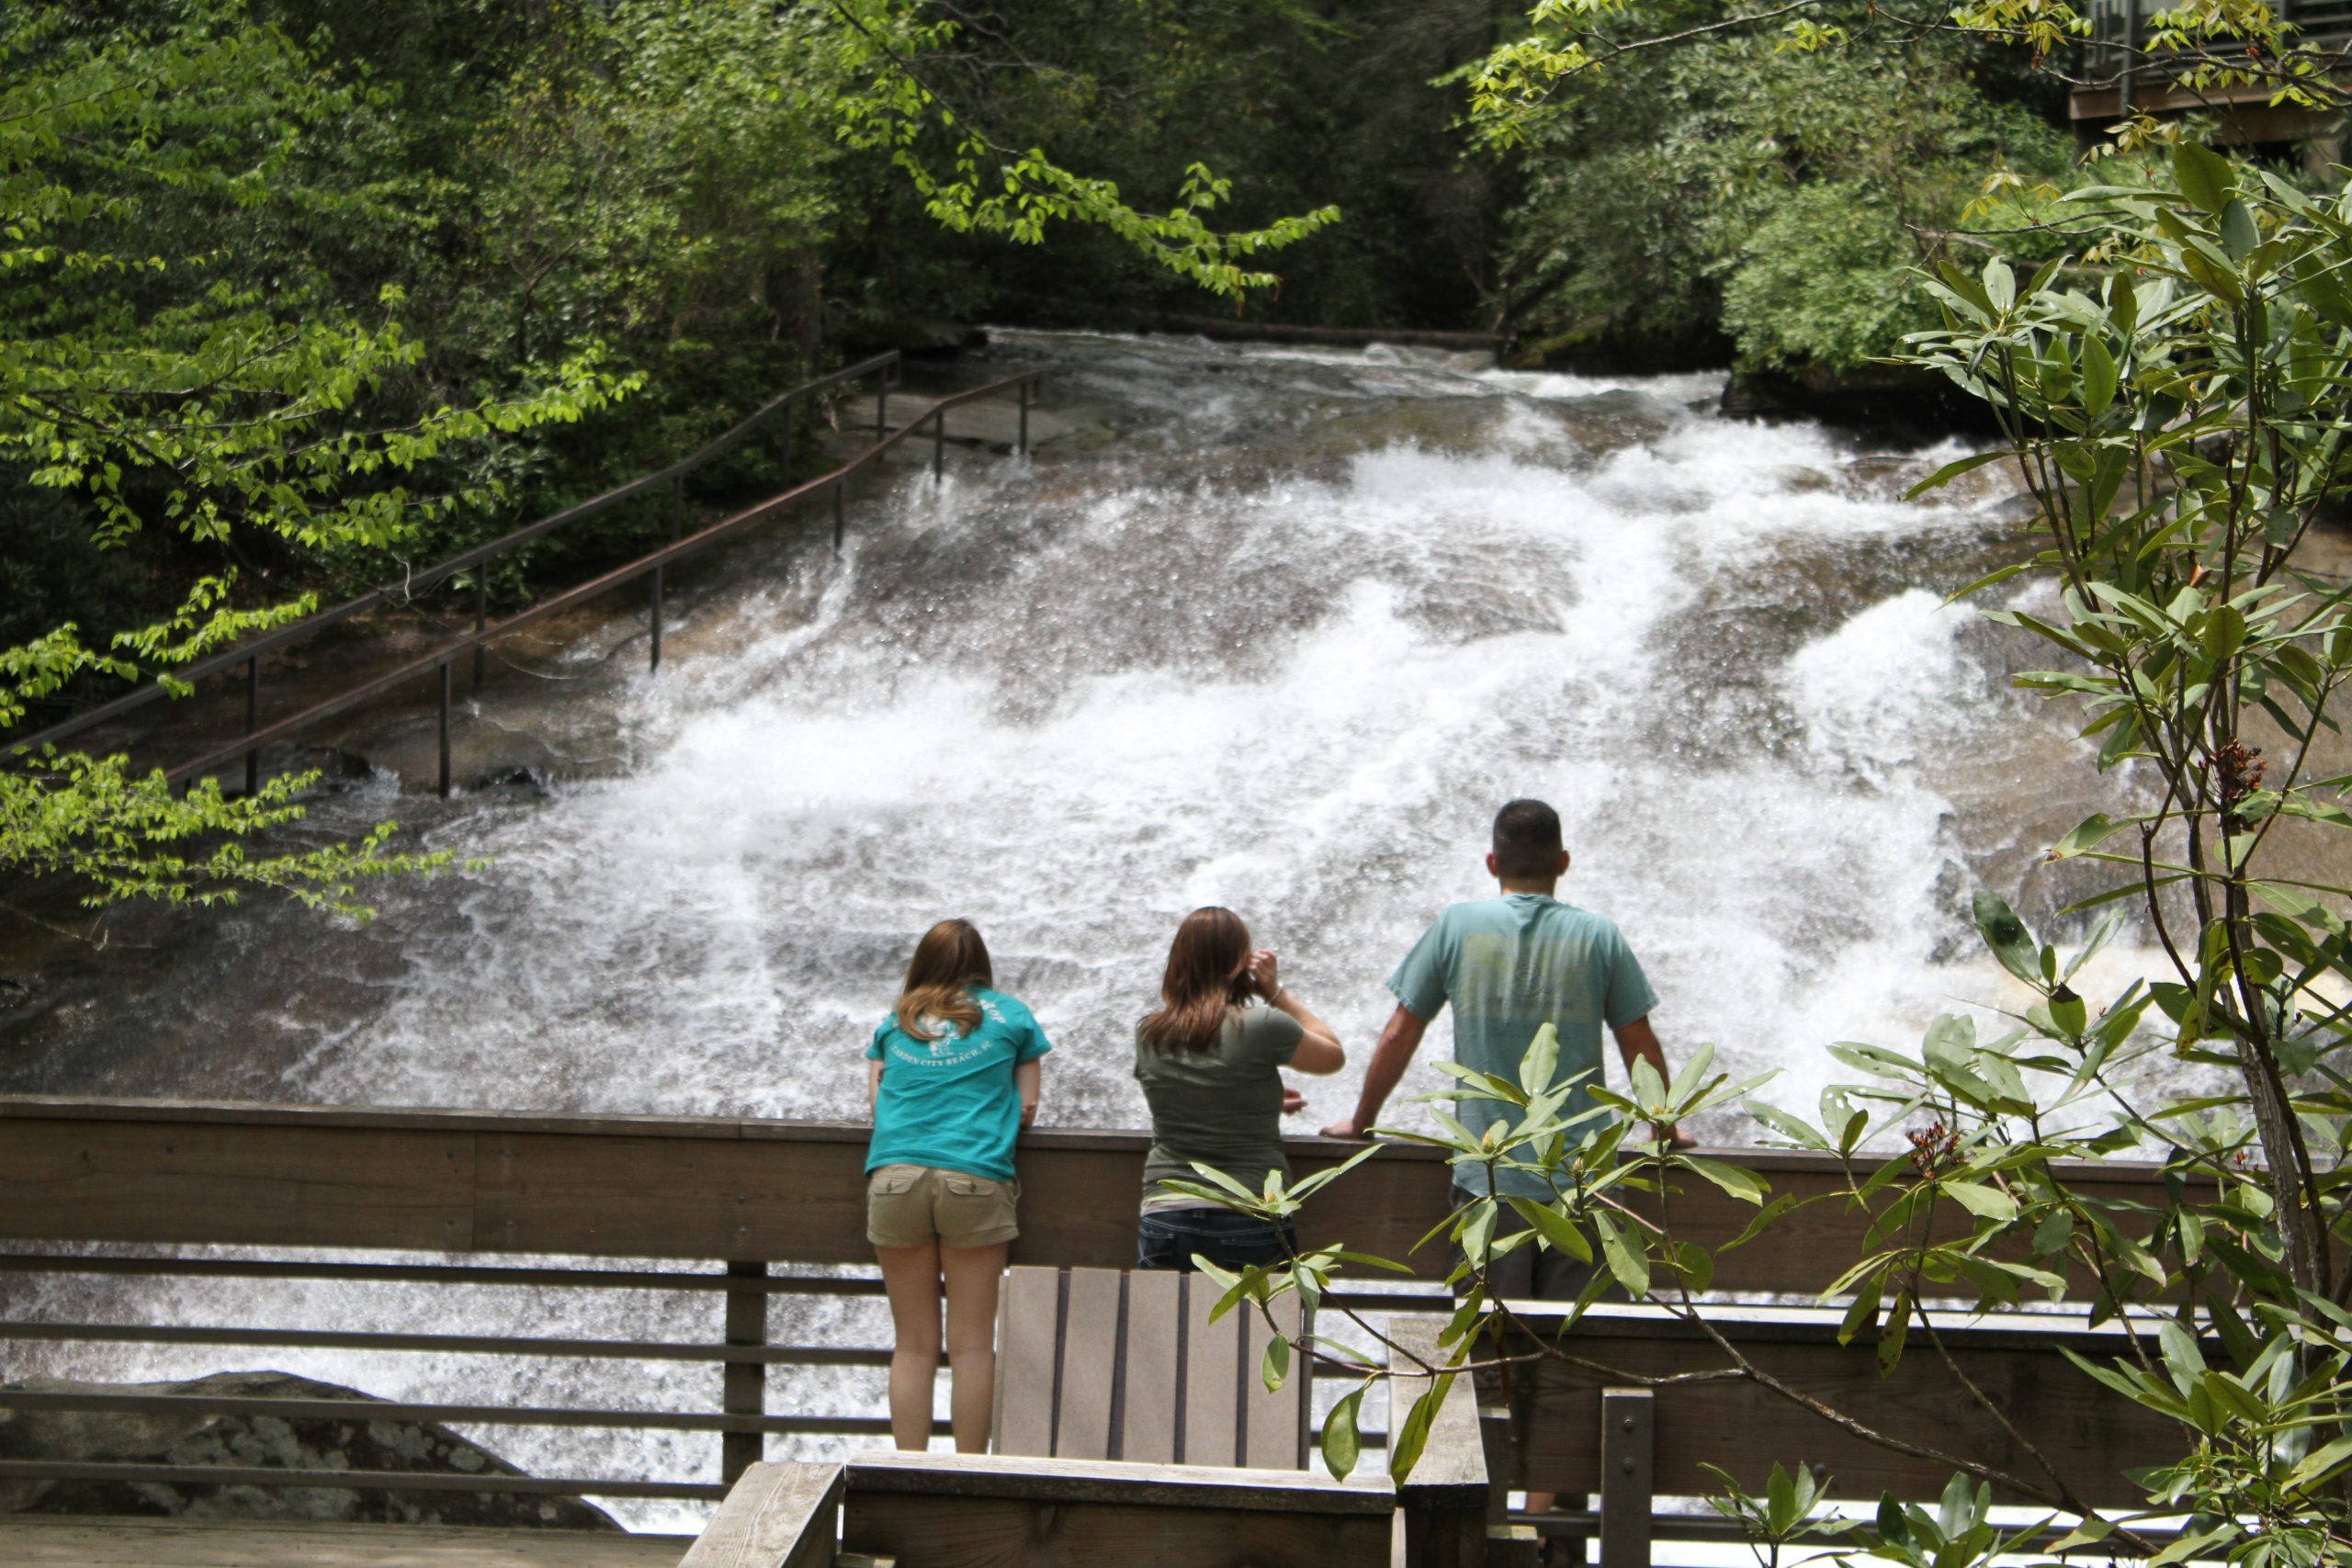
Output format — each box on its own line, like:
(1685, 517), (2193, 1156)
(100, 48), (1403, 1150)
(0, 1371), (619, 1530)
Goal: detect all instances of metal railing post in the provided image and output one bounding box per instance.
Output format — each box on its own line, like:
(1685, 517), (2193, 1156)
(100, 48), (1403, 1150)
(1597, 1388), (1653, 1568)
(1018, 380), (1030, 457)
(436, 661), (453, 799)
(933, 408), (945, 482)
(650, 562), (664, 675)
(876, 375), (888, 438)
(832, 481), (846, 554)
(243, 656), (260, 797)
(472, 578), (488, 692)
(722, 1260), (769, 1484)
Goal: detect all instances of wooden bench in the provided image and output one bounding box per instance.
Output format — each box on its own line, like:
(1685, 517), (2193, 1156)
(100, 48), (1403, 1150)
(991, 1267), (1310, 1470)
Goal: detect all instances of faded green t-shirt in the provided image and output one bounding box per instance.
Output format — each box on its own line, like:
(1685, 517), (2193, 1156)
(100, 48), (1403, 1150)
(1388, 894), (1657, 1200)
(1134, 1006), (1305, 1210)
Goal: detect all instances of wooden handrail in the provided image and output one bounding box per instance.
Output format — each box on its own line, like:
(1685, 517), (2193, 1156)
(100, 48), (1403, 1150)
(8, 353), (900, 761)
(0, 1094), (2187, 1292)
(157, 369), (1043, 793)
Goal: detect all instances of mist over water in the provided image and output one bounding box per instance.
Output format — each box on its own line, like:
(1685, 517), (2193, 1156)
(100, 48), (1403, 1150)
(5, 331), (2161, 1523)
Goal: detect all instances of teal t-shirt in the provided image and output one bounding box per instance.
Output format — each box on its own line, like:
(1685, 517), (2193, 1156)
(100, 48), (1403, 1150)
(864, 987), (1053, 1183)
(1387, 895), (1657, 1200)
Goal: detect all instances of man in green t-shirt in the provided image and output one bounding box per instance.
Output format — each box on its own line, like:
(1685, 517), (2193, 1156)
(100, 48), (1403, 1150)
(1321, 797), (1687, 1299)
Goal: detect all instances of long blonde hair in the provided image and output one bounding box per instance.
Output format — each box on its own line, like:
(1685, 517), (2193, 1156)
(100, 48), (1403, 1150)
(892, 919), (993, 1043)
(1140, 907), (1253, 1055)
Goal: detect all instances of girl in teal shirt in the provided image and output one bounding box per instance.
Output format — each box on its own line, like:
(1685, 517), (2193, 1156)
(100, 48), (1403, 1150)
(864, 919), (1050, 1452)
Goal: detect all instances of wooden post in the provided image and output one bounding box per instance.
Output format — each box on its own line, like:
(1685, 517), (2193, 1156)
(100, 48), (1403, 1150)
(876, 379), (888, 438)
(435, 661), (452, 799)
(471, 577), (487, 692)
(650, 563), (664, 675)
(723, 1260), (769, 1484)
(243, 656), (260, 798)
(1597, 1389), (1652, 1568)
(832, 482), (845, 554)
(1395, 1319), (1492, 1568)
(933, 408), (945, 482)
(680, 1461), (841, 1568)
(1018, 380), (1030, 456)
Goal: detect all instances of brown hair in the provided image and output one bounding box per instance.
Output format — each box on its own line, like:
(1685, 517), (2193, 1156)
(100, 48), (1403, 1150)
(892, 919), (993, 1043)
(1140, 907), (1253, 1055)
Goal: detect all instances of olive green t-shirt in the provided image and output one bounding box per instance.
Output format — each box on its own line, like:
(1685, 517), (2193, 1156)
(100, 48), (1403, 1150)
(1134, 1006), (1305, 1209)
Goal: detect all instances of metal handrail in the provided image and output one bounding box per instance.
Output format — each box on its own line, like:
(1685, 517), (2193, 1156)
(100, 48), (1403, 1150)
(7, 351), (904, 762)
(160, 368), (1044, 795)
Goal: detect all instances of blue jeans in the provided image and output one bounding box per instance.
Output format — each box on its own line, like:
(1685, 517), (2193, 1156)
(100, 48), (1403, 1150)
(1136, 1207), (1300, 1272)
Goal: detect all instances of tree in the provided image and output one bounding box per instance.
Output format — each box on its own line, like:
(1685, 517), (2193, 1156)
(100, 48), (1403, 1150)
(1, 7), (631, 916)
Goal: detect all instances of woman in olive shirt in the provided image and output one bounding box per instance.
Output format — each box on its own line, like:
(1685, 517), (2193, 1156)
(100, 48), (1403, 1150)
(1133, 907), (1346, 1270)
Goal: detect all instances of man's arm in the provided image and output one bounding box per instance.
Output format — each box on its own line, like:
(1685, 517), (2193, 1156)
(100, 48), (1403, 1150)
(1611, 1015), (1695, 1149)
(1320, 1005), (1430, 1138)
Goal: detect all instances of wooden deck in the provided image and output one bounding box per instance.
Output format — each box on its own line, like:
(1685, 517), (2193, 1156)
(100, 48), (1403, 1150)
(0, 1516), (691, 1567)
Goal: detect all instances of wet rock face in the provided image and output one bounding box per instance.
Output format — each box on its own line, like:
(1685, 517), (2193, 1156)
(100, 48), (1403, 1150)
(0, 1371), (618, 1530)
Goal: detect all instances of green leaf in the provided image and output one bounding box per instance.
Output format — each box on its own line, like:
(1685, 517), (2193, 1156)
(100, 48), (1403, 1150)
(1505, 1195), (1595, 1263)
(2172, 141), (2235, 214)
(2200, 604), (2247, 663)
(1519, 1021), (1560, 1097)
(1744, 1100), (1829, 1149)
(1592, 1211), (1651, 1297)
(1876, 1289), (1911, 1375)
(1941, 1180), (2018, 1224)
(1970, 891), (2041, 987)
(2289, 1434), (2352, 1491)
(1904, 448), (2007, 501)
(2080, 334), (2117, 420)
(1681, 1156), (1768, 1205)
(1261, 1331), (1290, 1393)
(2051, 813), (2126, 859)
(1320, 1386), (1364, 1482)
(1389, 1375), (1451, 1480)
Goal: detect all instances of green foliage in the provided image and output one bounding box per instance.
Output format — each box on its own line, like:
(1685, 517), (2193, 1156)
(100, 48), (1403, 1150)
(825, 0), (1340, 302)
(1, 5), (631, 914)
(1483, 9), (2074, 370)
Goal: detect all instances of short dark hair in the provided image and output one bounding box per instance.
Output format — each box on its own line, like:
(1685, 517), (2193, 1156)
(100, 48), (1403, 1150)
(1492, 798), (1564, 880)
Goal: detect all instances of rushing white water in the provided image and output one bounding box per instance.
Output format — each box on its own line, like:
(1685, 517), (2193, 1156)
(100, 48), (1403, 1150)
(6, 330), (2161, 1526)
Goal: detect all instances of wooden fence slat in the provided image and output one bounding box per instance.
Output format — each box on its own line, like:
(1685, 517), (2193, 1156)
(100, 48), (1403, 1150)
(1238, 1293), (1298, 1470)
(1056, 1269), (1123, 1460)
(1121, 1270), (1182, 1465)
(1180, 1276), (1240, 1468)
(993, 1269), (1061, 1459)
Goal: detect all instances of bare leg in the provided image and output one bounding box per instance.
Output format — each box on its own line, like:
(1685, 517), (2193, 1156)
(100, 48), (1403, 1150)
(939, 1242), (1008, 1454)
(875, 1241), (942, 1450)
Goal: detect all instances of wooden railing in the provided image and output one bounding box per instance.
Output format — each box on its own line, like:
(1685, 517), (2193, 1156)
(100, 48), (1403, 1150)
(5, 356), (1047, 801)
(2072, 0), (2352, 131)
(0, 1096), (2192, 1547)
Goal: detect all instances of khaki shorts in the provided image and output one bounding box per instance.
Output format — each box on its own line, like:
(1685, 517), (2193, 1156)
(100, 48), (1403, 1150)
(866, 1163), (1021, 1249)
